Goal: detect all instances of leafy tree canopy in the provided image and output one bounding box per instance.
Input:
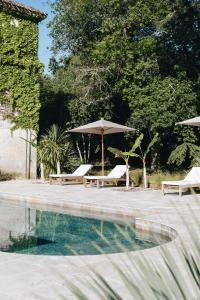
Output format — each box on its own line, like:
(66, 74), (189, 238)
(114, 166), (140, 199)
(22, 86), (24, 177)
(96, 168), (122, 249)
(46, 0), (200, 169)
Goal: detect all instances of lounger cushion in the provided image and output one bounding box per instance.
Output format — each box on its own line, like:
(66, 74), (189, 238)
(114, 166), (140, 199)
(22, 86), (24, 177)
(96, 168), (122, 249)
(84, 165), (126, 181)
(50, 164), (92, 178)
(162, 167), (200, 186)
(84, 176), (120, 180)
(73, 164), (92, 176)
(107, 165), (126, 178)
(162, 180), (200, 186)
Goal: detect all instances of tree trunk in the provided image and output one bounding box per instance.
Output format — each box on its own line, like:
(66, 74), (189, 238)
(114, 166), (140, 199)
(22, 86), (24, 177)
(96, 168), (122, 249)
(126, 161), (129, 190)
(76, 141), (83, 162)
(143, 161), (147, 188)
(82, 134), (87, 163)
(57, 161), (61, 174)
(40, 162), (45, 182)
(87, 135), (91, 162)
(151, 152), (158, 170)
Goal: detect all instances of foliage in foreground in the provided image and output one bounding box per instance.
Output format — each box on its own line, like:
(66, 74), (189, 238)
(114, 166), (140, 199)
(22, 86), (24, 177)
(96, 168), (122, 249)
(60, 202), (200, 300)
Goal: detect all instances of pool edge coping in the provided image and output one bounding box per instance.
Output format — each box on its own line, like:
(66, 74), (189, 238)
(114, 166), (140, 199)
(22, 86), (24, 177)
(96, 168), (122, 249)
(0, 190), (179, 257)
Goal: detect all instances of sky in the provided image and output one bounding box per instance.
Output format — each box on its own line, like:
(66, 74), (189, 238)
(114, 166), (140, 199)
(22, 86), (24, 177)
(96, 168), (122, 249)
(18, 0), (53, 73)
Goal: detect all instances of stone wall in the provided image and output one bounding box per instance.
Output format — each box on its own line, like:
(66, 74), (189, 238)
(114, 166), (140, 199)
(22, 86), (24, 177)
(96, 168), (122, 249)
(0, 119), (37, 178)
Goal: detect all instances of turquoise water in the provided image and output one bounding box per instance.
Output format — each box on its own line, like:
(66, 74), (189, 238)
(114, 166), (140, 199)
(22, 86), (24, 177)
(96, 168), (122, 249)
(0, 203), (159, 256)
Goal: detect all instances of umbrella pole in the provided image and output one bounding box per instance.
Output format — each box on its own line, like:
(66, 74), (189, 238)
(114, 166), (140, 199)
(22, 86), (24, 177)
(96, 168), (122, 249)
(101, 132), (104, 175)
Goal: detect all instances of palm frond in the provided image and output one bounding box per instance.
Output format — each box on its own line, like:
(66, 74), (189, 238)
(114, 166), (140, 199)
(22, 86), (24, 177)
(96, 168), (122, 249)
(108, 147), (126, 160)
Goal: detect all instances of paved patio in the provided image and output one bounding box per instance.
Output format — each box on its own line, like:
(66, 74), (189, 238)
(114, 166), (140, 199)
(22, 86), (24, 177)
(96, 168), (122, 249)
(0, 180), (199, 299)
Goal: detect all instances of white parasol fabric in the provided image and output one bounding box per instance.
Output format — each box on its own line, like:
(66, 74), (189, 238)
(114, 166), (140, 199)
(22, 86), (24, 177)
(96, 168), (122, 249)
(69, 118), (134, 135)
(176, 116), (200, 126)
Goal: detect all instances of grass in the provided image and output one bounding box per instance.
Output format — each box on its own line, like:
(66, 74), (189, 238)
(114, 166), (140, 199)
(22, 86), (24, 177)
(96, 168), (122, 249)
(148, 171), (184, 189)
(130, 169), (185, 188)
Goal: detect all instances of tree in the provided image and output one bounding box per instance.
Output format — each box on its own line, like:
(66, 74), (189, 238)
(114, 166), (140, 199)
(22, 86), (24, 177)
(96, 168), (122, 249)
(157, 0), (200, 80)
(48, 0), (200, 170)
(39, 75), (70, 135)
(168, 142), (200, 168)
(122, 75), (198, 166)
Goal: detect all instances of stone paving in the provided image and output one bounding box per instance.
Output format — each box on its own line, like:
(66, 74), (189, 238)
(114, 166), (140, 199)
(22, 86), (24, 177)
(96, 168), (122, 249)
(0, 180), (199, 300)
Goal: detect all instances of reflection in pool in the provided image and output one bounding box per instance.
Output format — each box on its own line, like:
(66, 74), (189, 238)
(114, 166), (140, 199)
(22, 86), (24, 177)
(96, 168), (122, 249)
(0, 201), (159, 256)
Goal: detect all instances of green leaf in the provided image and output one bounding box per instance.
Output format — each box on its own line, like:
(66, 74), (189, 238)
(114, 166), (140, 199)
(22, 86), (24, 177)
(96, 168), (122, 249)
(108, 147), (127, 161)
(144, 133), (159, 159)
(130, 134), (144, 153)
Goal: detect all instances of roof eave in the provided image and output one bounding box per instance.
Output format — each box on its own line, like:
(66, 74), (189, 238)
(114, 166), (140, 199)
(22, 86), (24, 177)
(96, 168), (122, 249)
(0, 0), (47, 23)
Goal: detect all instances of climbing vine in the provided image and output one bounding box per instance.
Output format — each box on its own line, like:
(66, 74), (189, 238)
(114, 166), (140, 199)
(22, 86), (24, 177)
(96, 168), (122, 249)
(0, 11), (43, 131)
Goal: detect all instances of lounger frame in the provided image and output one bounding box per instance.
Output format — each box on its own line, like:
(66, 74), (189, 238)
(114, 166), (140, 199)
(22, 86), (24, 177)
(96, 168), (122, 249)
(161, 182), (200, 197)
(84, 177), (126, 188)
(50, 175), (84, 184)
(49, 164), (92, 184)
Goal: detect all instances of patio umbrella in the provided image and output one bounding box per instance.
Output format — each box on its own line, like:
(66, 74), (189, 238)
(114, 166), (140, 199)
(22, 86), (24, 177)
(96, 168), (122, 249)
(176, 116), (200, 126)
(68, 118), (134, 175)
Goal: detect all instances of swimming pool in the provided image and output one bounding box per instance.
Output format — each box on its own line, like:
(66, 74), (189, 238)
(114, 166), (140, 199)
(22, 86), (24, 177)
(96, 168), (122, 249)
(0, 200), (161, 256)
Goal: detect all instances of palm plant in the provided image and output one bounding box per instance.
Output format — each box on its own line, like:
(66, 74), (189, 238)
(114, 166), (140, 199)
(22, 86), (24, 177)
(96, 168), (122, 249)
(108, 133), (158, 189)
(61, 141), (80, 172)
(29, 125), (76, 180)
(40, 124), (67, 174)
(108, 135), (143, 189)
(138, 133), (159, 188)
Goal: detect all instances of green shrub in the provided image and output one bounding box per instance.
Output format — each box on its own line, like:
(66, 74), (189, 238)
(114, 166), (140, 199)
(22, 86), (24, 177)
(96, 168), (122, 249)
(0, 170), (15, 181)
(129, 169), (143, 187)
(129, 169), (185, 189)
(148, 171), (184, 188)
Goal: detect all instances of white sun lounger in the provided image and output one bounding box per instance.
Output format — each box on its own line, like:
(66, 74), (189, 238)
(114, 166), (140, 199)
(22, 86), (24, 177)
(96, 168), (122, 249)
(84, 165), (127, 188)
(161, 167), (200, 196)
(49, 164), (93, 184)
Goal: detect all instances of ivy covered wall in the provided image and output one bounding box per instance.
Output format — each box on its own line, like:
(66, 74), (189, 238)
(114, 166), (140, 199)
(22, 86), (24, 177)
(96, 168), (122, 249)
(0, 11), (43, 131)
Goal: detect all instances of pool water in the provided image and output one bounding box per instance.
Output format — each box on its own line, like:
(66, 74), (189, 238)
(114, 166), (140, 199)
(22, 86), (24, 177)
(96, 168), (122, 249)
(0, 201), (159, 256)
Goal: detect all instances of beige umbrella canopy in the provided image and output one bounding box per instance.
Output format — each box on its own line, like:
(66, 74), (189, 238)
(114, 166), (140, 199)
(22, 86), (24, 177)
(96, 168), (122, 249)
(176, 116), (200, 126)
(68, 118), (134, 175)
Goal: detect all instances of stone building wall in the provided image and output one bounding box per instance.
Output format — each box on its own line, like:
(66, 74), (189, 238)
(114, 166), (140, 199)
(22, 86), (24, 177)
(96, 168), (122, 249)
(0, 1), (47, 178)
(0, 118), (37, 178)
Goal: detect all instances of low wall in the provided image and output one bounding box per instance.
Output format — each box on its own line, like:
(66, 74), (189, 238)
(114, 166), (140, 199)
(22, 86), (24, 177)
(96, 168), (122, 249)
(0, 119), (36, 178)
